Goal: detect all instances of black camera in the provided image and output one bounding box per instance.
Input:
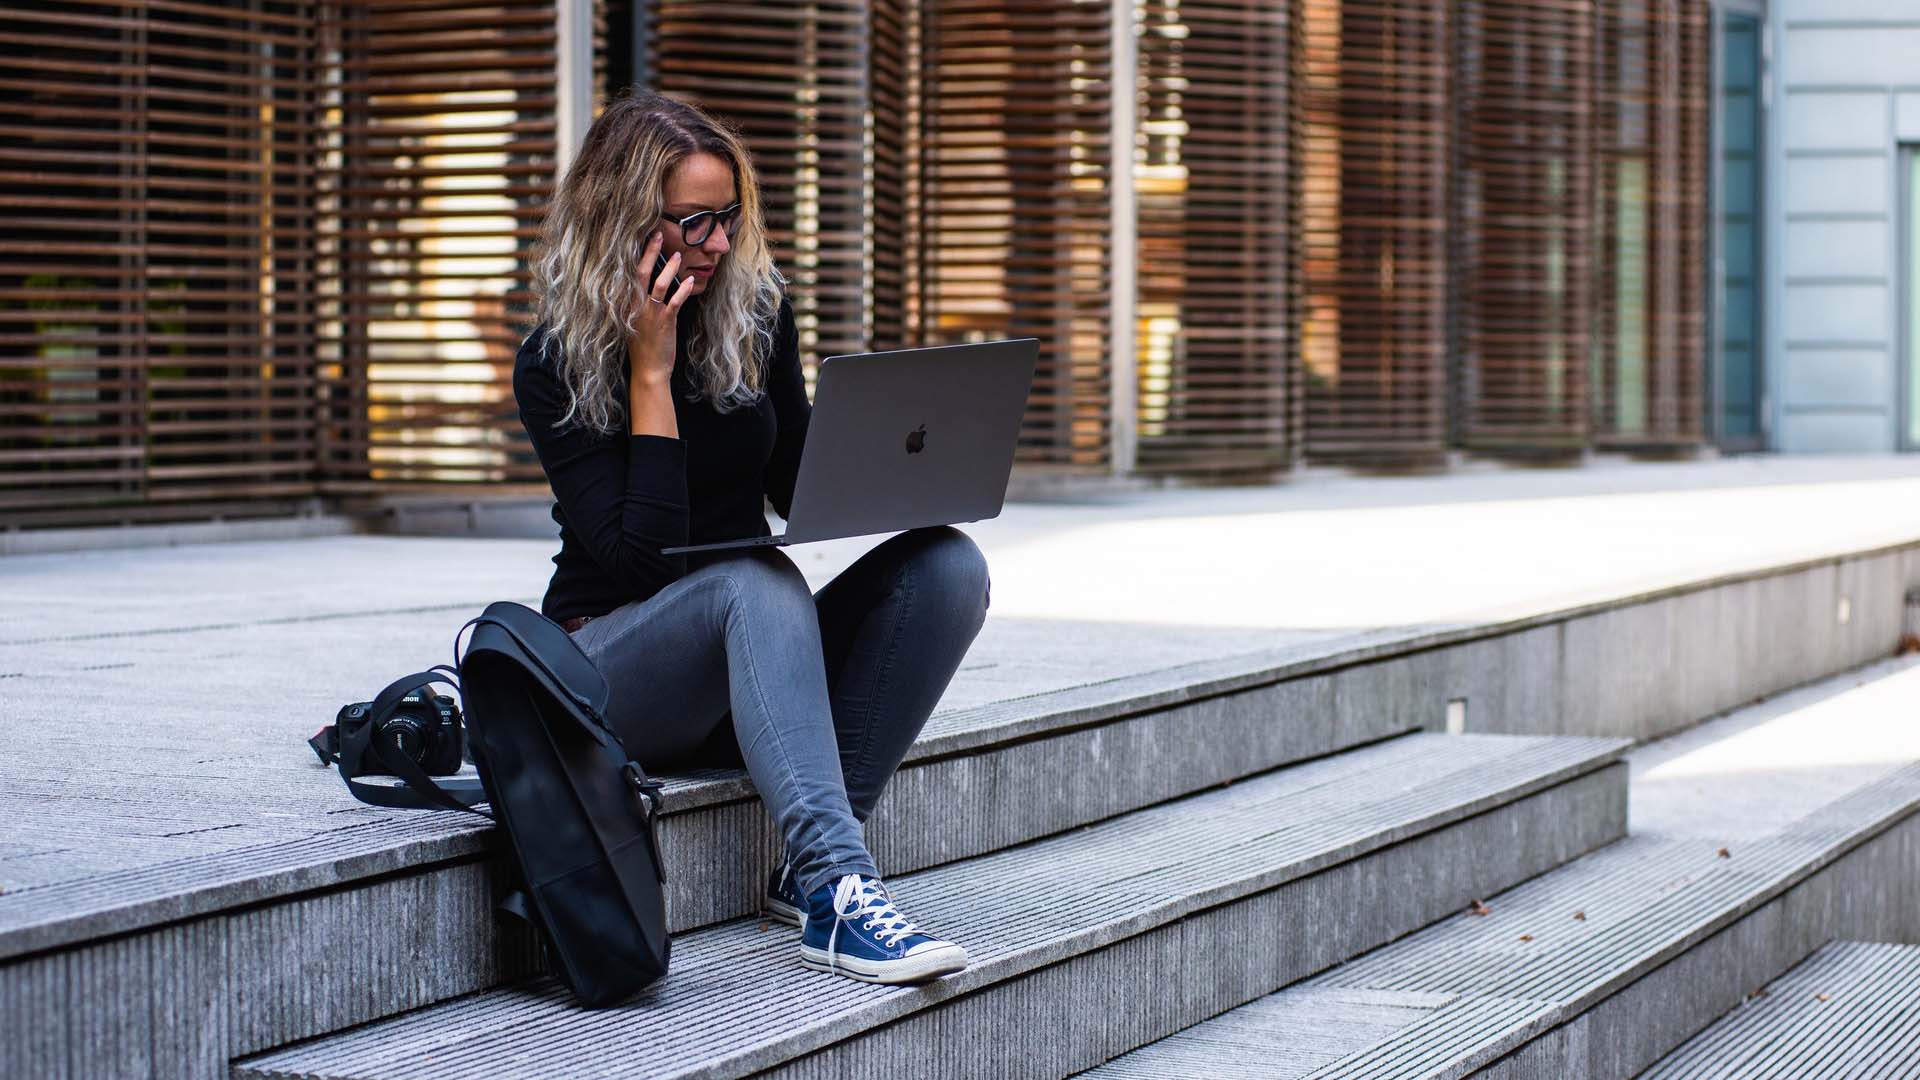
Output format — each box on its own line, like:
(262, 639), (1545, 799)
(312, 688), (466, 777)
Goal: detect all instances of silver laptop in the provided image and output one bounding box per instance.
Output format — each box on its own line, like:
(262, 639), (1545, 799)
(662, 337), (1039, 556)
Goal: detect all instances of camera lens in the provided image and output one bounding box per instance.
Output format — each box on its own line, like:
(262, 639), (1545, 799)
(382, 715), (428, 763)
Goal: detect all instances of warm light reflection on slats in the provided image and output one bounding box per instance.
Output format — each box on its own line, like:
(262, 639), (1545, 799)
(1132, 0), (1295, 476)
(918, 0), (1116, 470)
(0, 1), (323, 525)
(315, 1), (557, 490)
(1455, 0), (1597, 452)
(1298, 0), (1450, 463)
(1592, 0), (1707, 449)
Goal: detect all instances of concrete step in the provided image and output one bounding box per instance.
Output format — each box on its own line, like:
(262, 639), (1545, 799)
(13, 534), (1913, 1080)
(0, 648), (1433, 1079)
(0, 624), (1433, 960)
(14, 522), (1910, 962)
(232, 732), (1627, 1080)
(1078, 759), (1920, 1078)
(1641, 940), (1920, 1079)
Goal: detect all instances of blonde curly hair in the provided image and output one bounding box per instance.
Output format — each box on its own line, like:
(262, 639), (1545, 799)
(530, 91), (787, 434)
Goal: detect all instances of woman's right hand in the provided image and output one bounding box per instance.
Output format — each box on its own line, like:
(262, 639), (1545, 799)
(628, 230), (694, 387)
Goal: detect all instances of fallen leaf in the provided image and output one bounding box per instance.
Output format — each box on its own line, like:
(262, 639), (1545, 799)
(1897, 634), (1920, 656)
(1518, 934), (1533, 942)
(1468, 900), (1492, 917)
(1816, 993), (1831, 1002)
(1718, 848), (1731, 859)
(758, 921), (771, 932)
(1572, 911), (1586, 921)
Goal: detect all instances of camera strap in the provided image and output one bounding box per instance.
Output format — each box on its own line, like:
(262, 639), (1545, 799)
(336, 668), (492, 817)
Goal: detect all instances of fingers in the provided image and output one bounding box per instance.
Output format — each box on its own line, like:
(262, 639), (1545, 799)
(640, 231), (702, 316)
(666, 266), (696, 312)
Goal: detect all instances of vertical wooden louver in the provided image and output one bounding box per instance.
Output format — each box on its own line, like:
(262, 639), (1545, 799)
(1132, 0), (1295, 476)
(1670, 0), (1707, 444)
(870, 0), (915, 357)
(919, 1), (1116, 470)
(1297, 0), (1451, 462)
(649, 2), (879, 375)
(1, 1), (322, 525)
(314, 0), (556, 491)
(1454, 0), (1596, 451)
(1592, 0), (1707, 448)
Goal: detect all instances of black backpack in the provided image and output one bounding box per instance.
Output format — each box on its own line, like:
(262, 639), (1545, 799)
(342, 601), (672, 1006)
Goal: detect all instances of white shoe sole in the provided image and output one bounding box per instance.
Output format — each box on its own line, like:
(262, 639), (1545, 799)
(764, 895), (804, 927)
(799, 941), (969, 984)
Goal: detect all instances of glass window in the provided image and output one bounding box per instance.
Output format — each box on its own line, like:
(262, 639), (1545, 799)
(1714, 11), (1764, 447)
(1906, 147), (1920, 448)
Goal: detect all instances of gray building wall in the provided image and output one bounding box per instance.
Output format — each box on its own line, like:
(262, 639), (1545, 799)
(1771, 0), (1920, 451)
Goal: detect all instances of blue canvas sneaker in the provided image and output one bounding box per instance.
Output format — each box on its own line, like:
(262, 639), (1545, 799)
(764, 862), (805, 927)
(799, 874), (968, 984)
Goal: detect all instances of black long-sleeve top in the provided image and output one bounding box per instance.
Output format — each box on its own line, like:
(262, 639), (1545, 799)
(513, 293), (808, 623)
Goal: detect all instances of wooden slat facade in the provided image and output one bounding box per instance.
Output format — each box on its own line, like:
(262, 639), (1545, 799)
(3, 0), (1727, 529)
(1, 1), (323, 523)
(916, 1), (1117, 471)
(312, 0), (556, 491)
(1592, 0), (1708, 449)
(1132, 0), (1295, 476)
(870, 0), (915, 362)
(1454, 0), (1598, 452)
(1298, 0), (1452, 462)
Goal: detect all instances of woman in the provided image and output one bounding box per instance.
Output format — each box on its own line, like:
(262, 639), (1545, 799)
(512, 91), (989, 986)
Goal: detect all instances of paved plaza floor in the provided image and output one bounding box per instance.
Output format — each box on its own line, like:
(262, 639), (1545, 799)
(6, 454), (1920, 918)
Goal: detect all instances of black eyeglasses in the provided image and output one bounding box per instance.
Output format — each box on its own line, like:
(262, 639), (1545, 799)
(660, 202), (742, 245)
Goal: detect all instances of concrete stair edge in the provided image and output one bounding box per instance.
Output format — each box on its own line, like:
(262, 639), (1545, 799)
(1074, 761), (1920, 1080)
(227, 733), (1628, 1080)
(1639, 940), (1920, 1079)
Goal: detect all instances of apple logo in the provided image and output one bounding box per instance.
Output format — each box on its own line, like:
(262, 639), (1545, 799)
(905, 423), (927, 454)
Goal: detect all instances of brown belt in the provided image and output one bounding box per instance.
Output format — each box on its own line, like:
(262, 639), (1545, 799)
(560, 615), (594, 634)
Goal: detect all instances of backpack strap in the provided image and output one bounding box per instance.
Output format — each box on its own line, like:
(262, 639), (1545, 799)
(335, 669), (491, 817)
(622, 763), (669, 883)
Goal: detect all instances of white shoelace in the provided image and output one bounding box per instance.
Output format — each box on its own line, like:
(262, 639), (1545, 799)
(824, 875), (922, 971)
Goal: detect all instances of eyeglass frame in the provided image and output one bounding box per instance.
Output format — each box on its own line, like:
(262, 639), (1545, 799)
(658, 202), (742, 246)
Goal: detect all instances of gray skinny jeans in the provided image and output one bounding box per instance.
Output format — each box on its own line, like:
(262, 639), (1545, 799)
(567, 526), (990, 899)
